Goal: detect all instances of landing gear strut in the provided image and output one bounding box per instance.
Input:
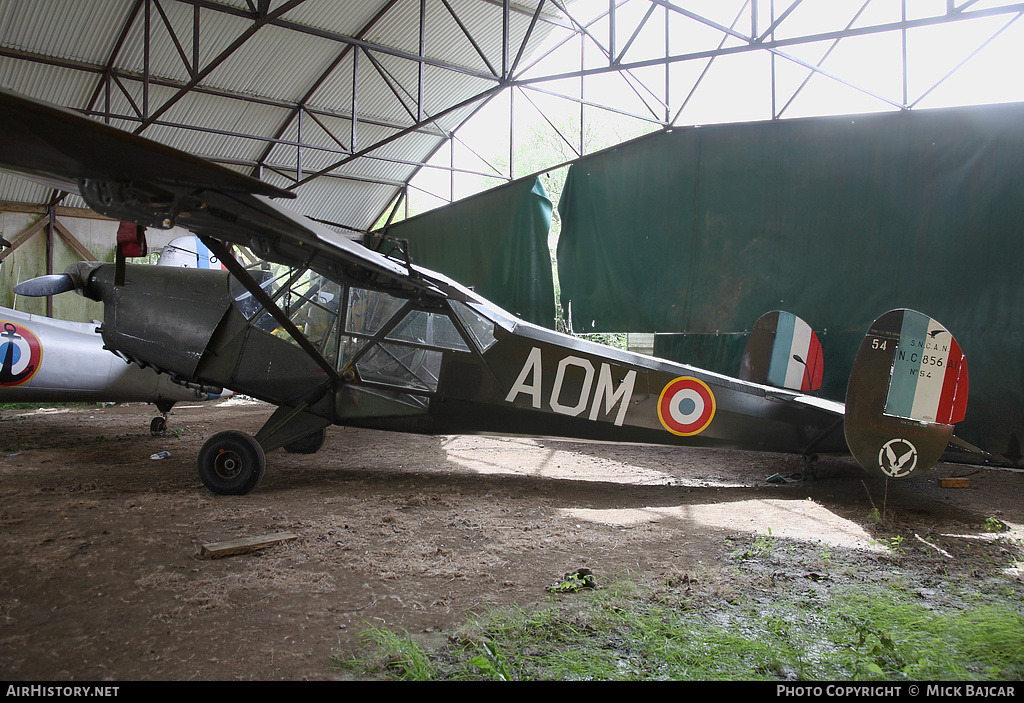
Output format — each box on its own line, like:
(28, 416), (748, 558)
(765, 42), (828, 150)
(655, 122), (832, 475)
(802, 453), (819, 481)
(150, 400), (176, 436)
(197, 430), (266, 495)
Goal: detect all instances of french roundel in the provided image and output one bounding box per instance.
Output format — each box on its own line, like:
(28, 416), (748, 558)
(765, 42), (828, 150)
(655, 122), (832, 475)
(658, 376), (716, 436)
(0, 320), (42, 387)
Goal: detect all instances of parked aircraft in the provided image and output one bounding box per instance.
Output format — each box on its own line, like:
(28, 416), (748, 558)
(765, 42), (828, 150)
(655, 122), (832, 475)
(157, 235), (226, 270)
(0, 231), (236, 433)
(0, 89), (971, 494)
(0, 305), (229, 433)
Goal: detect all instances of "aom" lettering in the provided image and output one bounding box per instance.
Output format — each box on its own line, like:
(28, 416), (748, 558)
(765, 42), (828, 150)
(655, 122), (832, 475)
(504, 347), (636, 426)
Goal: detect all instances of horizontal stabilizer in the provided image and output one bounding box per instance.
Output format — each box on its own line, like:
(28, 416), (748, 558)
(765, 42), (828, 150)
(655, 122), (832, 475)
(740, 311), (823, 392)
(845, 309), (969, 479)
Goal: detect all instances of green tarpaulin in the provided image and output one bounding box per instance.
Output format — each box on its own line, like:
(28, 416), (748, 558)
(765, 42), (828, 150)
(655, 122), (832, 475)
(557, 104), (1024, 465)
(381, 176), (555, 328)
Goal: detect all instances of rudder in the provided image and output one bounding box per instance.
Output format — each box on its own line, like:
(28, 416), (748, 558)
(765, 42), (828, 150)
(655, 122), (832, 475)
(845, 309), (969, 479)
(740, 311), (824, 392)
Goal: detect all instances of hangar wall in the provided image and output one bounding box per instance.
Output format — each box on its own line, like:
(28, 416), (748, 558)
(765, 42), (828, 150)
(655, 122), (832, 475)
(556, 104), (1024, 465)
(0, 209), (106, 322)
(379, 176), (556, 329)
(0, 207), (188, 323)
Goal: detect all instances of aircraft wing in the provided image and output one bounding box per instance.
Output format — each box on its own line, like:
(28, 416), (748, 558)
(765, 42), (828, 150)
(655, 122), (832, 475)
(0, 89), (291, 200)
(0, 89), (456, 299)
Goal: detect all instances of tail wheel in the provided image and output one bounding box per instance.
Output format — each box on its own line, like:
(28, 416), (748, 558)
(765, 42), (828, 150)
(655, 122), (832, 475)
(283, 427), (327, 455)
(197, 430), (266, 495)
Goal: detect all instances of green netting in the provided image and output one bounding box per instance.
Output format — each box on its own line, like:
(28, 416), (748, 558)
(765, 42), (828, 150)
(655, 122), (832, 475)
(381, 176), (555, 328)
(558, 104), (1024, 464)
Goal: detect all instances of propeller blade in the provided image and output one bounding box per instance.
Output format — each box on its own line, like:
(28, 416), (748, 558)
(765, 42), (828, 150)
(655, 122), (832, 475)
(14, 273), (77, 297)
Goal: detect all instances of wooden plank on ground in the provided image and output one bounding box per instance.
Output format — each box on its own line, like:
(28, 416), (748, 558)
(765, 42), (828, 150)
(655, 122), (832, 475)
(200, 531), (298, 559)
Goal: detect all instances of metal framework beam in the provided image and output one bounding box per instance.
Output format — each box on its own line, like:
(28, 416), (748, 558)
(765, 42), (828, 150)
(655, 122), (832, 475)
(1, 0), (1021, 232)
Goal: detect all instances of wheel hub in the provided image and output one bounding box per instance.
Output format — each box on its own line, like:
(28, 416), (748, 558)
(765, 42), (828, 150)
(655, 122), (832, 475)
(213, 449), (243, 479)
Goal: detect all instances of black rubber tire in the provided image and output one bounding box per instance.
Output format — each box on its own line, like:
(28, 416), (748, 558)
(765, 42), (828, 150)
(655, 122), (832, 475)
(197, 430), (266, 495)
(282, 427), (327, 455)
(150, 416), (167, 436)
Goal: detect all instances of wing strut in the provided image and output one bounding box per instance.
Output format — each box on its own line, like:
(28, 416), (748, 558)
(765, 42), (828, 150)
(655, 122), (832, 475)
(200, 236), (341, 383)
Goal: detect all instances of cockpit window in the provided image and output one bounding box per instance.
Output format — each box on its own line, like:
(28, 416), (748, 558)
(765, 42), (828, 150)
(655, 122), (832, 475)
(229, 265), (289, 320)
(344, 288), (406, 336)
(233, 266), (341, 364)
(450, 300), (498, 351)
(356, 343), (441, 392)
(387, 310), (470, 352)
(230, 265), (476, 400)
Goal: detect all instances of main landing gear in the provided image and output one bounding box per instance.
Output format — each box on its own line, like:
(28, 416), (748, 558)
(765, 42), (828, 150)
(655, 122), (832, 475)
(197, 430), (267, 495)
(196, 427), (328, 494)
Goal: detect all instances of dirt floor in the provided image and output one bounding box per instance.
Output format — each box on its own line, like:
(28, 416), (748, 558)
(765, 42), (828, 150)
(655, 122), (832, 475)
(0, 398), (1021, 681)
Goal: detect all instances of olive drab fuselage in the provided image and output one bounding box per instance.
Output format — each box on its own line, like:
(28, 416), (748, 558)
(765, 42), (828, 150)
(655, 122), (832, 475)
(81, 261), (849, 459)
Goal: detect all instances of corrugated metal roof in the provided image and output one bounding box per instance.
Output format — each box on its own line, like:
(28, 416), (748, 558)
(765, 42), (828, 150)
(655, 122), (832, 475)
(0, 0), (573, 231)
(1, 0), (1021, 233)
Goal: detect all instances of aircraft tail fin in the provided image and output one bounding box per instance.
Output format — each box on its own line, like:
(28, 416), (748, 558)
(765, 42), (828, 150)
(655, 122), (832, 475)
(740, 311), (824, 392)
(844, 309), (969, 479)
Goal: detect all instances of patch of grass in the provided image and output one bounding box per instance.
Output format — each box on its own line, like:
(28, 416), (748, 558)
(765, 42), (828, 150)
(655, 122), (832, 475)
(331, 624), (437, 681)
(730, 529), (776, 561)
(825, 593), (1024, 680)
(468, 639), (514, 680)
(336, 578), (1024, 681)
